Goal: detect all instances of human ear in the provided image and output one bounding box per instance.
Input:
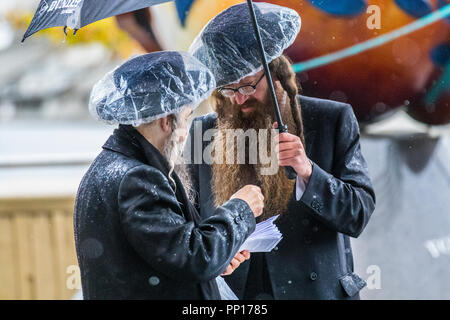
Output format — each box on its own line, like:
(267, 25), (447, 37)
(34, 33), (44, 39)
(160, 116), (171, 133)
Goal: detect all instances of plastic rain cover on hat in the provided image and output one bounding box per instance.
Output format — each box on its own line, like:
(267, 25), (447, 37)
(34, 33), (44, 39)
(188, 2), (301, 88)
(89, 51), (216, 126)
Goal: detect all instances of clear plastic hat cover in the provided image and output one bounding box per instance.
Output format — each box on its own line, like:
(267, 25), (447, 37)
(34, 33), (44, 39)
(188, 2), (301, 87)
(89, 51), (216, 126)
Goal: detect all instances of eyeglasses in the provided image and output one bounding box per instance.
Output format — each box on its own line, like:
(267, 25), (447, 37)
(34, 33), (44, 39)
(218, 73), (265, 98)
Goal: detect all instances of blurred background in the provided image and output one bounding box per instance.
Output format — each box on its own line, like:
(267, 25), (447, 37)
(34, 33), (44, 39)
(0, 0), (449, 300)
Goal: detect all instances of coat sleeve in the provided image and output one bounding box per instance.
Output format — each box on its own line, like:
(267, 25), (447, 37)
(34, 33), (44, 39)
(297, 104), (376, 237)
(118, 165), (256, 283)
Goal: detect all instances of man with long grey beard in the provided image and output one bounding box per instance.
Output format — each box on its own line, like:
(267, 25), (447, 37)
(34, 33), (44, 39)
(74, 51), (264, 299)
(186, 3), (376, 300)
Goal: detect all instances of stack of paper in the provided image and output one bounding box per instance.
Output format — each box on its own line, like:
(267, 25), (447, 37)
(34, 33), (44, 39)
(216, 215), (284, 300)
(239, 215), (282, 252)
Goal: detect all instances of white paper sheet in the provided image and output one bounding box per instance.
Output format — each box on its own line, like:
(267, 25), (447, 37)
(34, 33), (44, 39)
(217, 215), (283, 300)
(239, 215), (282, 252)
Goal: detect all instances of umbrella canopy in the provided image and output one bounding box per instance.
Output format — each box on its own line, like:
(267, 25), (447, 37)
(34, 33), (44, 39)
(22, 0), (172, 42)
(89, 51), (216, 126)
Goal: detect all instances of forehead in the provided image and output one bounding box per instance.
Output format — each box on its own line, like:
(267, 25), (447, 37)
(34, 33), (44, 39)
(225, 70), (264, 87)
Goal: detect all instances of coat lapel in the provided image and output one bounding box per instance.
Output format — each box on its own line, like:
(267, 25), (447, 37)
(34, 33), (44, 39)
(105, 125), (199, 224)
(131, 126), (200, 224)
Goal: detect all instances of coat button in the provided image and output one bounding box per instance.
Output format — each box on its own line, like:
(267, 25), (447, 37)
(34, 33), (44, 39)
(312, 226), (319, 232)
(304, 236), (312, 245)
(302, 218), (310, 226)
(149, 276), (160, 286)
(310, 272), (318, 281)
(311, 199), (322, 213)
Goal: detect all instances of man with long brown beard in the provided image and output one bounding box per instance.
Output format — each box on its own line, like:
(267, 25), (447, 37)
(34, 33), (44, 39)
(186, 3), (376, 300)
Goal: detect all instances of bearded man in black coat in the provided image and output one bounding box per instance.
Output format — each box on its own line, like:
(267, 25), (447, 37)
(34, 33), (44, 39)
(186, 3), (376, 300)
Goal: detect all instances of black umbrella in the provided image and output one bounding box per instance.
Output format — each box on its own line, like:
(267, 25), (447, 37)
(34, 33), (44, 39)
(21, 0), (172, 42)
(246, 0), (297, 179)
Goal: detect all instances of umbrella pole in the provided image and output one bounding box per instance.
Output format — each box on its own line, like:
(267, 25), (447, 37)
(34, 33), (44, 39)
(246, 0), (297, 179)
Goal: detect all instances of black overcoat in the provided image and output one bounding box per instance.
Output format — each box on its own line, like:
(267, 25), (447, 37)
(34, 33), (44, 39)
(187, 95), (376, 299)
(74, 125), (256, 299)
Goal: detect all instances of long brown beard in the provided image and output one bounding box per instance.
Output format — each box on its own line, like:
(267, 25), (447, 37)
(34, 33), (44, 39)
(211, 87), (298, 220)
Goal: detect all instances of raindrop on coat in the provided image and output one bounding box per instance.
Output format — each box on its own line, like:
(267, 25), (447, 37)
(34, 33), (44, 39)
(348, 154), (364, 171)
(328, 177), (338, 195)
(149, 185), (159, 200)
(81, 238), (104, 259)
(149, 276), (160, 286)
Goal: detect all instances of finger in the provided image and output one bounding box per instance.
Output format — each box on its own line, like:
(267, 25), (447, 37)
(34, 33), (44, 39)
(277, 132), (298, 142)
(276, 141), (303, 152)
(252, 185), (262, 193)
(272, 135), (295, 147)
(257, 205), (264, 215)
(279, 158), (300, 168)
(222, 265), (233, 276)
(240, 250), (250, 259)
(272, 122), (278, 129)
(230, 258), (240, 269)
(278, 149), (302, 160)
(234, 253), (246, 263)
(221, 265), (232, 275)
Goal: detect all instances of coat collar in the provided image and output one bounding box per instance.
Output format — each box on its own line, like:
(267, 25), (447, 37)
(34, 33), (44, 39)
(102, 125), (199, 223)
(103, 125), (171, 176)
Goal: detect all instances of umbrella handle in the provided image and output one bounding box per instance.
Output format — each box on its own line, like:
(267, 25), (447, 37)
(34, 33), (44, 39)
(246, 0), (296, 180)
(277, 124), (298, 180)
(284, 166), (298, 180)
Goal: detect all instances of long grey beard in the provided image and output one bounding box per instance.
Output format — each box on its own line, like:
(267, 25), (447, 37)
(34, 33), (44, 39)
(163, 131), (195, 204)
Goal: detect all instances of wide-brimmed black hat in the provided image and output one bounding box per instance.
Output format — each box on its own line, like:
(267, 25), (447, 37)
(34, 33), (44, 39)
(189, 2), (301, 87)
(89, 51), (216, 126)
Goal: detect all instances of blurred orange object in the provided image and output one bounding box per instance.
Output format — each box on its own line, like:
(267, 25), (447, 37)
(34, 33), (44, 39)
(261, 0), (450, 124)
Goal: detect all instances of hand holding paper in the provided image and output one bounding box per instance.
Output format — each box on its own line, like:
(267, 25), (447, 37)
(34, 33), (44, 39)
(217, 215), (283, 300)
(221, 250), (250, 276)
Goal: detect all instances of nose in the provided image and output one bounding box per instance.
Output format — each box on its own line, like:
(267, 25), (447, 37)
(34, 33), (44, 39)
(234, 92), (249, 105)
